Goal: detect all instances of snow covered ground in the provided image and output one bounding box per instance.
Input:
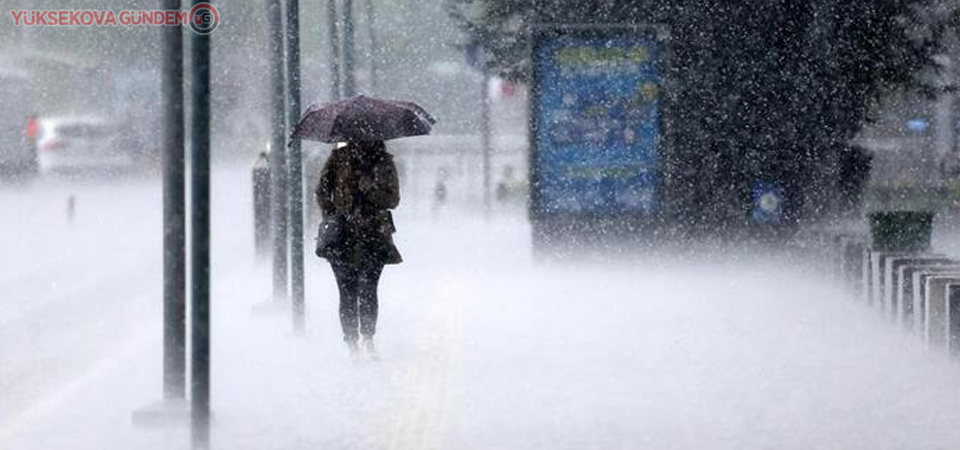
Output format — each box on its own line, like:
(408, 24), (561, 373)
(4, 164), (960, 450)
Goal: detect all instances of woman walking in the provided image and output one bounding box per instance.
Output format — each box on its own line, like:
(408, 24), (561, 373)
(315, 140), (402, 356)
(291, 95), (433, 357)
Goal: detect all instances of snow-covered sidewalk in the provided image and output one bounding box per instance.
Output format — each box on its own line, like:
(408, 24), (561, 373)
(6, 168), (960, 450)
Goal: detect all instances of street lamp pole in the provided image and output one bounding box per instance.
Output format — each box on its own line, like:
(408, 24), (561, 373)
(363, 0), (378, 93)
(188, 1), (212, 446)
(160, 0), (186, 401)
(342, 0), (356, 97)
(327, 0), (341, 100)
(286, 0), (305, 333)
(269, 0), (289, 302)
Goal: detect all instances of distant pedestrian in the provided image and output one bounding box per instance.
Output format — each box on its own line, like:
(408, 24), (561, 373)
(434, 167), (449, 205)
(66, 194), (76, 223)
(315, 140), (401, 357)
(432, 166), (448, 218)
(496, 165), (516, 202)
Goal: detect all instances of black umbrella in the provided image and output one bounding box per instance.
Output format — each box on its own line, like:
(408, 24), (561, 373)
(290, 95), (436, 143)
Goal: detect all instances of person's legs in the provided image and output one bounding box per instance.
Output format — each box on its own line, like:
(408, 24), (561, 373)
(331, 262), (360, 345)
(357, 262), (385, 340)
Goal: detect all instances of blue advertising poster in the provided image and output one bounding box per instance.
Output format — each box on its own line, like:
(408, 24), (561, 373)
(534, 32), (661, 215)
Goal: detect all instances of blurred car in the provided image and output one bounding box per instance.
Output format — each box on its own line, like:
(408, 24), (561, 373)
(0, 70), (38, 180)
(35, 116), (133, 175)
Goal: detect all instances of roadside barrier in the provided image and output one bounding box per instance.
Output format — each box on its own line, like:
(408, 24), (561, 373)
(799, 210), (960, 356)
(946, 283), (960, 356)
(893, 258), (953, 329)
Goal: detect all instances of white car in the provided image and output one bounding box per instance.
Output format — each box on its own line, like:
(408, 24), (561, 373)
(35, 116), (132, 174)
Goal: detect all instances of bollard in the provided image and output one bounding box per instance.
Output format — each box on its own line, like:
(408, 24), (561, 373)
(842, 238), (867, 295)
(899, 262), (960, 331)
(861, 246), (873, 304)
(946, 283), (960, 356)
(882, 255), (912, 318)
(924, 274), (960, 347)
(882, 254), (946, 319)
(911, 266), (960, 333)
(868, 251), (912, 309)
(834, 232), (866, 291)
(252, 150), (271, 260)
(889, 256), (951, 326)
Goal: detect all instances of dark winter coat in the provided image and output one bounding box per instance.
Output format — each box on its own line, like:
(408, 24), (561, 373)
(316, 144), (402, 265)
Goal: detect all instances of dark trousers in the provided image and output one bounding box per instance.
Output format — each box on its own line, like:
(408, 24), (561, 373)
(330, 261), (384, 343)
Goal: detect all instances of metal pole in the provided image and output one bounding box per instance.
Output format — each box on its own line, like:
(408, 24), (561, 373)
(269, 0), (289, 302)
(161, 0), (186, 401)
(287, 0), (305, 333)
(189, 3), (212, 447)
(480, 69), (492, 214)
(326, 0), (341, 100)
(341, 0), (356, 97)
(363, 0), (378, 93)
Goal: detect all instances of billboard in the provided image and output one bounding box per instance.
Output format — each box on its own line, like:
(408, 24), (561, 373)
(531, 27), (663, 217)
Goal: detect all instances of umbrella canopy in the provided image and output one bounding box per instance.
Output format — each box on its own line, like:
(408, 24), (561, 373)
(291, 95), (436, 143)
